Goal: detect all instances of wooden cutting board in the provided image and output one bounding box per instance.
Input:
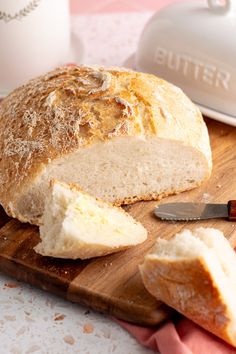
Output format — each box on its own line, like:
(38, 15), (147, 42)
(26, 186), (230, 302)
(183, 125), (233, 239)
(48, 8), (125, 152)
(0, 118), (236, 326)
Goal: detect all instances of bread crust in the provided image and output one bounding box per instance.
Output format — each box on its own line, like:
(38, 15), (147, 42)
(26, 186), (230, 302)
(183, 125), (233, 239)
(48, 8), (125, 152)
(0, 65), (212, 223)
(140, 255), (236, 347)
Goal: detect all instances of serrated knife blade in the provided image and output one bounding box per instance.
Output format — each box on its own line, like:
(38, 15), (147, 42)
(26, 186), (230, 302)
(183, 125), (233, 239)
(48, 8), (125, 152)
(154, 201), (236, 221)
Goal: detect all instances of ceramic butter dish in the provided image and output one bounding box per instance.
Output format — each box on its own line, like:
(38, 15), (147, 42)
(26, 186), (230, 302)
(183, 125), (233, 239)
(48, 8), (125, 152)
(135, 0), (236, 126)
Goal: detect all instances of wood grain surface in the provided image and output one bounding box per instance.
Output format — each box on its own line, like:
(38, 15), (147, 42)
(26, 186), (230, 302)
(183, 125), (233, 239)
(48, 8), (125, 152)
(0, 118), (235, 326)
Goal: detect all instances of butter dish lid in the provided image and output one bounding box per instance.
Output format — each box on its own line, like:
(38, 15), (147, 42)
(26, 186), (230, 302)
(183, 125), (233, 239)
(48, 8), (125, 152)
(135, 0), (236, 126)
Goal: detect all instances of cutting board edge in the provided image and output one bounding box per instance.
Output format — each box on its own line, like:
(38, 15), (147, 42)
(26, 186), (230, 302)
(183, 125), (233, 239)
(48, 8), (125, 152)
(67, 281), (173, 325)
(0, 253), (171, 326)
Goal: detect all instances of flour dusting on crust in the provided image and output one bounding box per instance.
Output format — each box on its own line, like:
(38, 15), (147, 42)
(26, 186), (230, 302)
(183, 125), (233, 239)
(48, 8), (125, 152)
(0, 65), (210, 223)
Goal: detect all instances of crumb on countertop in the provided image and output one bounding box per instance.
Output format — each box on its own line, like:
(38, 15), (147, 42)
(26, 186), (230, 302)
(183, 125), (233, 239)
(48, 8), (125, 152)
(4, 283), (20, 288)
(83, 323), (94, 334)
(54, 314), (65, 321)
(63, 335), (75, 345)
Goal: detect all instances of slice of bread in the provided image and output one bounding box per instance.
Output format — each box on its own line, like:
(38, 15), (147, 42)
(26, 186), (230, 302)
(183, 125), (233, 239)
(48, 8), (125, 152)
(34, 180), (147, 259)
(140, 227), (236, 347)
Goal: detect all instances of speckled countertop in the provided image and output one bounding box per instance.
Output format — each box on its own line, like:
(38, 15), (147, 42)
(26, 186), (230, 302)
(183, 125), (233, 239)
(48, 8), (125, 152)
(0, 273), (153, 354)
(0, 12), (155, 354)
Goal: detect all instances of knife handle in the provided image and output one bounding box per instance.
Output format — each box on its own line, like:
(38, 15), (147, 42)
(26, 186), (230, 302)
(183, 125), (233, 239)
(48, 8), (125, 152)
(228, 200), (236, 220)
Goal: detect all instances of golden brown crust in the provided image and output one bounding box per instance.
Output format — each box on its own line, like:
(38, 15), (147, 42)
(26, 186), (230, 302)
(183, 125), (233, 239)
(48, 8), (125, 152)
(140, 256), (236, 347)
(113, 180), (204, 207)
(0, 65), (212, 222)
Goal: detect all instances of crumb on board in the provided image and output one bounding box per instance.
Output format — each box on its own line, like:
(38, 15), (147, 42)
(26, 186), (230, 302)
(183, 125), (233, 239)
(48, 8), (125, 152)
(63, 335), (75, 345)
(83, 323), (94, 334)
(202, 193), (210, 199)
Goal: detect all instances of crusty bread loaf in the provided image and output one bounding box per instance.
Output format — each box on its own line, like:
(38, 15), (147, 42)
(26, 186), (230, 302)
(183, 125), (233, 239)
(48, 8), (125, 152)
(140, 227), (236, 347)
(0, 65), (212, 225)
(34, 180), (147, 259)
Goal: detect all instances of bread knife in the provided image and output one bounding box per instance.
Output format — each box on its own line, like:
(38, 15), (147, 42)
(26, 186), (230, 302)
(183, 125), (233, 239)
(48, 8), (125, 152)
(154, 201), (236, 221)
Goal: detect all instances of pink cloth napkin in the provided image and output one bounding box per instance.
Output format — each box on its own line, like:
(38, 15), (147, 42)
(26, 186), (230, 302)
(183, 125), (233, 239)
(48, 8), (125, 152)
(116, 317), (236, 354)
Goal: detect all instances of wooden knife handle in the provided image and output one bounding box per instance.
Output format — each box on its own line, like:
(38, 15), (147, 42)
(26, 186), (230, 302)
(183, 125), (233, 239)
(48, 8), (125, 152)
(228, 200), (236, 220)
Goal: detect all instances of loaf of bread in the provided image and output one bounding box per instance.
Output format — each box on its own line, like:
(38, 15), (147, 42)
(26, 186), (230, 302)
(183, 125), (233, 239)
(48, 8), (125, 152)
(140, 227), (236, 347)
(0, 65), (212, 225)
(34, 180), (147, 259)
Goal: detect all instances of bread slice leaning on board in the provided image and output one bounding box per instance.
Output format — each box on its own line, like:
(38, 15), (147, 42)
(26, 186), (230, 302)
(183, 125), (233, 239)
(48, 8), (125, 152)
(140, 227), (236, 347)
(34, 180), (147, 259)
(0, 65), (212, 225)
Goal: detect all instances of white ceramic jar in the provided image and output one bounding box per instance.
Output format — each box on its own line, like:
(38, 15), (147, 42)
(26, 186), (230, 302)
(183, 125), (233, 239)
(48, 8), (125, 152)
(0, 0), (70, 96)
